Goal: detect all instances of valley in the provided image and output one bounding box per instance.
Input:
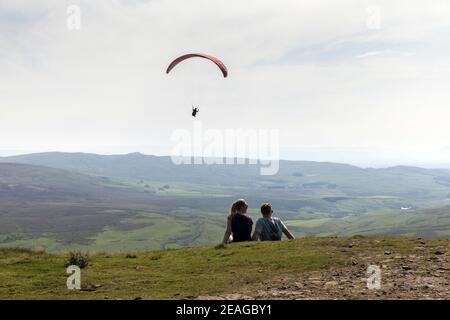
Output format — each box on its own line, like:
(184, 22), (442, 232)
(1, 152), (450, 252)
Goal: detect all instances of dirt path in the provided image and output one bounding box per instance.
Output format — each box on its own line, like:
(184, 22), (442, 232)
(197, 243), (450, 300)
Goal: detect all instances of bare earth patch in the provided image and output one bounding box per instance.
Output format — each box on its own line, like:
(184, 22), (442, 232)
(197, 243), (450, 300)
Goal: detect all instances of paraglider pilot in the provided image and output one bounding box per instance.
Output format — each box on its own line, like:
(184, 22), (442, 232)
(192, 106), (199, 117)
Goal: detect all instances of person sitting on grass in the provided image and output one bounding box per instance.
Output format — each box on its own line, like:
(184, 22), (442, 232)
(252, 203), (295, 241)
(222, 199), (253, 244)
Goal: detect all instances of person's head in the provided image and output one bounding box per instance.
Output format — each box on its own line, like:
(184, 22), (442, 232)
(260, 203), (273, 218)
(230, 199), (248, 216)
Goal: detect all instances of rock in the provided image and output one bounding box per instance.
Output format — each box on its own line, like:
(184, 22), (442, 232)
(81, 283), (102, 292)
(434, 251), (445, 255)
(384, 251), (392, 255)
(402, 265), (412, 271)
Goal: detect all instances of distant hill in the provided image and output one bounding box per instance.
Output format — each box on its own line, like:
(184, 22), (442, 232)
(0, 162), (113, 201)
(0, 162), (165, 246)
(1, 152), (262, 185)
(1, 152), (450, 252)
(3, 151), (450, 195)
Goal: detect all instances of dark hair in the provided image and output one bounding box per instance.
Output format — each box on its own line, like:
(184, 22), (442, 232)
(261, 203), (272, 216)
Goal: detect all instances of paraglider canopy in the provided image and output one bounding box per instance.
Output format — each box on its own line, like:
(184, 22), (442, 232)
(166, 53), (228, 78)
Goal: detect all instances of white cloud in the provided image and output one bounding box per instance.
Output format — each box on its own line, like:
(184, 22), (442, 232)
(1, 0), (450, 166)
(355, 50), (416, 59)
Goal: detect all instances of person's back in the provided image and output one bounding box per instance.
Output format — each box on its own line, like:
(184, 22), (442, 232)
(254, 216), (285, 241)
(230, 213), (253, 242)
(252, 203), (295, 241)
(222, 199), (253, 244)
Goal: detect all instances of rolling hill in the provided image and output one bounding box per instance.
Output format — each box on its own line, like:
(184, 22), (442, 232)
(1, 152), (450, 252)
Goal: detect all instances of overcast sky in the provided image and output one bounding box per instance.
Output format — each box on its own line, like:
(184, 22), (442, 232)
(1, 0), (450, 166)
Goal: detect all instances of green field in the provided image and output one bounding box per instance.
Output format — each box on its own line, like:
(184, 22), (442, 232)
(1, 153), (450, 252)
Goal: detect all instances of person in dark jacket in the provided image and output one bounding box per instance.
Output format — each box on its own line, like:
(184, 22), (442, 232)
(222, 199), (253, 244)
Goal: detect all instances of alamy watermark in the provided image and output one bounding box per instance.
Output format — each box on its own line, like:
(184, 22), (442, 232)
(366, 265), (381, 289)
(66, 265), (81, 290)
(170, 120), (280, 175)
(67, 5), (81, 30)
(366, 5), (381, 30)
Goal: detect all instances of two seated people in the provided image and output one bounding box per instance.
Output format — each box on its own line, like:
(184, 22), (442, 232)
(222, 199), (295, 244)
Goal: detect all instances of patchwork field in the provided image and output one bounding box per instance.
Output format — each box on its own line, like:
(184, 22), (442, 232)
(1, 153), (450, 252)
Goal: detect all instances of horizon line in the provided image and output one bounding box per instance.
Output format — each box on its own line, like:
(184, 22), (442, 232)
(1, 150), (450, 171)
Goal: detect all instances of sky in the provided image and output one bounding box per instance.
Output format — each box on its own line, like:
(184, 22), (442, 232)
(1, 0), (450, 167)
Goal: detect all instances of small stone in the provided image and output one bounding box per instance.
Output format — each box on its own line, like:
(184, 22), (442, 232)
(81, 283), (102, 292)
(402, 265), (412, 271)
(384, 251), (391, 255)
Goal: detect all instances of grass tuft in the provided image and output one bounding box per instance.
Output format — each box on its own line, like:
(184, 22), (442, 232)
(65, 251), (89, 269)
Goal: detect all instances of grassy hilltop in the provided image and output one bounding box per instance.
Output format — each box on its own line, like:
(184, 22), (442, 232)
(1, 236), (449, 300)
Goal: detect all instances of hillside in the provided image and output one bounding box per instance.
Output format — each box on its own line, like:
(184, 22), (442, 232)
(3, 152), (450, 198)
(1, 153), (450, 252)
(0, 236), (448, 300)
(288, 205), (450, 238)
